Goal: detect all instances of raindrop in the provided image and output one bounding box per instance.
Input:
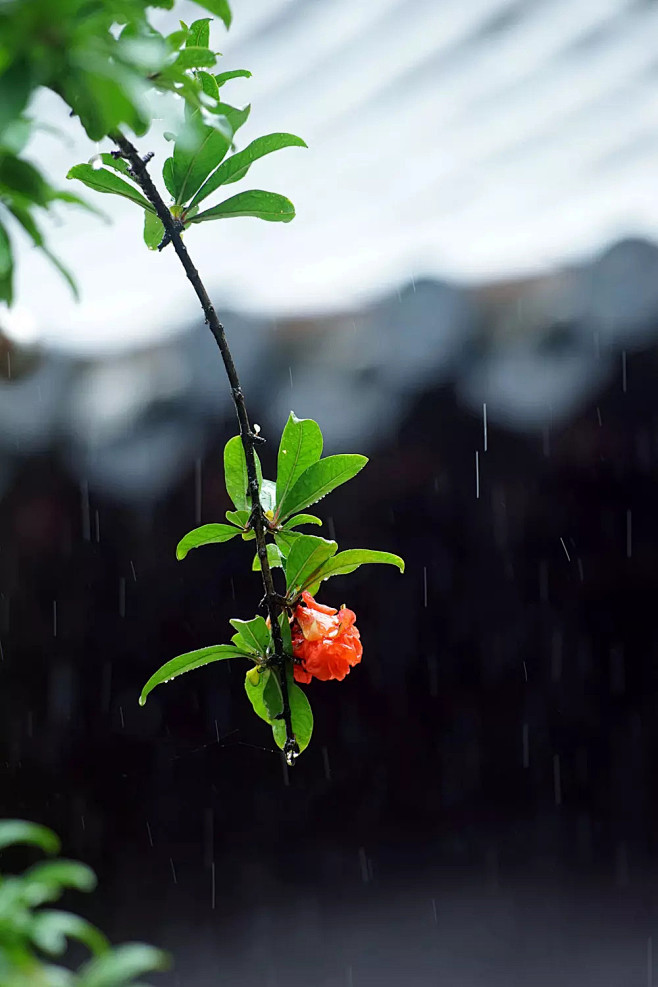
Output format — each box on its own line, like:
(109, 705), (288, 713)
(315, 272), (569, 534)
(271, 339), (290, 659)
(169, 857), (177, 884)
(358, 847), (370, 883)
(94, 510), (101, 543)
(622, 350), (627, 393)
(52, 600), (57, 637)
(431, 898), (438, 924)
(596, 407), (603, 427)
(130, 560), (137, 582)
(80, 815), (86, 832)
(91, 155), (103, 171)
(289, 366), (293, 390)
(559, 537), (571, 563)
(146, 821), (154, 847)
(119, 705), (125, 729)
(482, 402), (488, 452)
(475, 450), (480, 499)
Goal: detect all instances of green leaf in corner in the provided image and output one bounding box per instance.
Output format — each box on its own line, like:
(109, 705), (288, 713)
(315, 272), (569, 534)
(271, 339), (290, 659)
(252, 543), (283, 571)
(276, 413), (323, 512)
(271, 677), (313, 753)
(140, 645), (246, 705)
(0, 820), (60, 855)
(278, 455), (367, 521)
(31, 909), (108, 957)
(66, 164), (155, 212)
(143, 210), (165, 249)
(171, 114), (232, 205)
(189, 133), (307, 208)
(284, 533), (337, 596)
(229, 616), (271, 655)
(23, 859), (97, 905)
(76, 943), (169, 986)
(188, 189), (296, 224)
(302, 549), (405, 593)
(176, 523), (238, 559)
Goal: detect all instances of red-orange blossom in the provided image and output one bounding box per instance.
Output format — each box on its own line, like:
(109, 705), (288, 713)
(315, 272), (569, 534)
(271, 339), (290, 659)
(291, 591), (363, 683)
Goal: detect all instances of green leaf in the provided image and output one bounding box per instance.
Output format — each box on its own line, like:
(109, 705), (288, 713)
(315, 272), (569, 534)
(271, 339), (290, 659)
(195, 0), (232, 29)
(0, 820), (59, 855)
(171, 111), (234, 204)
(245, 667), (273, 723)
(98, 153), (131, 178)
(284, 534), (337, 595)
(276, 413), (323, 513)
(0, 220), (12, 306)
(162, 157), (176, 197)
(229, 616), (270, 655)
(252, 543), (283, 571)
(260, 478), (277, 514)
(197, 70), (219, 104)
(22, 860), (96, 906)
(189, 133), (307, 208)
(143, 210), (164, 249)
(176, 523), (238, 559)
(30, 910), (108, 957)
(174, 45), (217, 70)
(278, 612), (292, 653)
(223, 435), (261, 511)
(139, 645), (246, 705)
(226, 508), (249, 528)
(0, 60), (32, 137)
(271, 678), (313, 753)
(66, 164), (154, 212)
(77, 943), (169, 987)
(189, 188), (296, 224)
(302, 549), (405, 593)
(187, 18), (211, 48)
(281, 514), (322, 530)
(274, 531), (300, 558)
(278, 455), (368, 521)
(263, 671), (283, 721)
(215, 69), (252, 87)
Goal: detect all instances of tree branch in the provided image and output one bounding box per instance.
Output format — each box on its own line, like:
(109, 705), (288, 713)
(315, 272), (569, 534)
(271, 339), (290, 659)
(111, 133), (298, 764)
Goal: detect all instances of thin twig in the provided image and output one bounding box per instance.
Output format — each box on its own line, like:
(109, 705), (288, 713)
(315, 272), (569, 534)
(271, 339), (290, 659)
(112, 133), (298, 763)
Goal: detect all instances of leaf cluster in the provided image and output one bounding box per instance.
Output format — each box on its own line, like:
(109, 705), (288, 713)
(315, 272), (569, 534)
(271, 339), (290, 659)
(0, 820), (168, 986)
(141, 414), (404, 757)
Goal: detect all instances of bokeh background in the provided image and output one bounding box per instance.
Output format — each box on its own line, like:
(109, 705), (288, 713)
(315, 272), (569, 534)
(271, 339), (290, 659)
(4, 1), (658, 984)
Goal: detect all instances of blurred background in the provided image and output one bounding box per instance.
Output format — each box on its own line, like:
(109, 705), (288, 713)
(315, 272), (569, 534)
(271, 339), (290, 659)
(4, 0), (658, 984)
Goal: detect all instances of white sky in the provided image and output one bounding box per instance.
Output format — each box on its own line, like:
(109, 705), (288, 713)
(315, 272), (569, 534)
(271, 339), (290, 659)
(7, 0), (658, 353)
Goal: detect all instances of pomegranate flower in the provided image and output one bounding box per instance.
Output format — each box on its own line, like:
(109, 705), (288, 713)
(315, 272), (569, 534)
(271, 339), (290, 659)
(291, 591), (363, 683)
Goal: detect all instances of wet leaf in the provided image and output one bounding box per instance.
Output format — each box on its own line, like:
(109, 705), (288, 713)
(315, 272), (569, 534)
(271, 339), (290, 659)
(281, 514), (322, 530)
(143, 210), (164, 249)
(190, 133), (306, 207)
(140, 645), (246, 705)
(276, 413), (323, 513)
(176, 523), (238, 559)
(189, 189), (295, 224)
(271, 677), (313, 753)
(303, 549), (405, 592)
(229, 616), (270, 655)
(284, 534), (337, 595)
(215, 68), (251, 87)
(173, 46), (217, 70)
(186, 18), (211, 48)
(278, 455), (367, 520)
(67, 164), (154, 212)
(252, 543), (283, 571)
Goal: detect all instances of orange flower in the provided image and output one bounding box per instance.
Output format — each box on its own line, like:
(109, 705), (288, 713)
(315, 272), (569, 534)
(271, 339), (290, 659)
(291, 591), (362, 683)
